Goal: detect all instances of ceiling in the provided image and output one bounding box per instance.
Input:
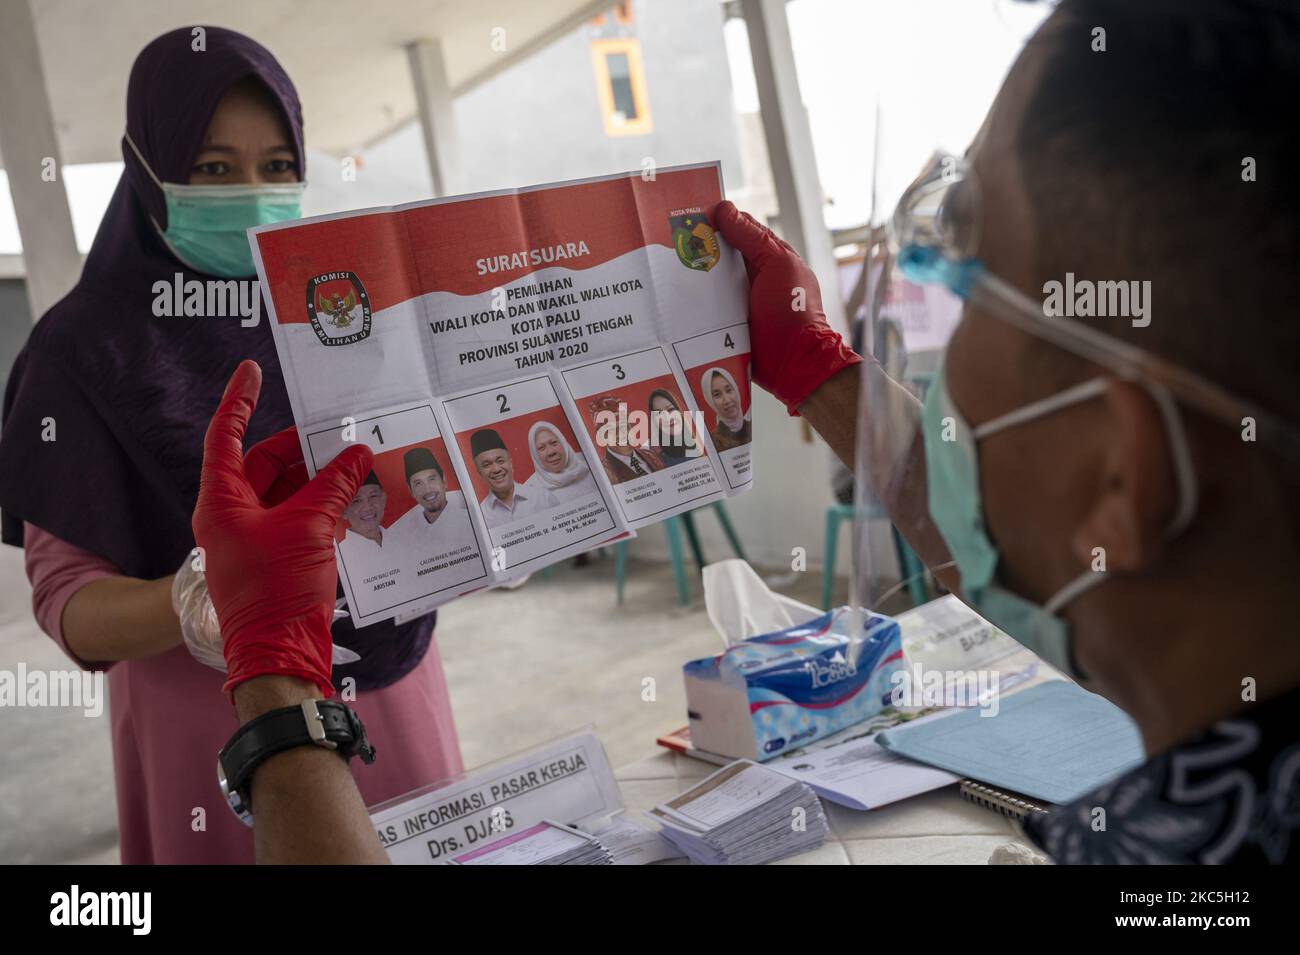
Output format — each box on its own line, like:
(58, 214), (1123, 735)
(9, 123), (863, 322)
(23, 0), (613, 166)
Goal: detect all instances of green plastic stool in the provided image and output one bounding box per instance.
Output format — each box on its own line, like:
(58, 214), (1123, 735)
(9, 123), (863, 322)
(615, 501), (746, 605)
(616, 516), (689, 606)
(678, 502), (747, 573)
(822, 503), (928, 609)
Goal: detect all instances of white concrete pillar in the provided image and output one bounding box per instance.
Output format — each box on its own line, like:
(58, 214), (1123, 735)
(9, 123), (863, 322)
(0, 0), (80, 321)
(406, 38), (461, 198)
(738, 0), (846, 332)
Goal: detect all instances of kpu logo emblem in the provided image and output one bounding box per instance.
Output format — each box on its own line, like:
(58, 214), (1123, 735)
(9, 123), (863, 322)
(307, 271), (371, 345)
(669, 209), (720, 272)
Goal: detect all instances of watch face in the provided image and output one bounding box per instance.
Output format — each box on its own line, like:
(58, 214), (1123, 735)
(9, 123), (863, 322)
(216, 757), (254, 828)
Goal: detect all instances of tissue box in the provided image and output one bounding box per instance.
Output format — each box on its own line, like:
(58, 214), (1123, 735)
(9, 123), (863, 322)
(683, 607), (903, 761)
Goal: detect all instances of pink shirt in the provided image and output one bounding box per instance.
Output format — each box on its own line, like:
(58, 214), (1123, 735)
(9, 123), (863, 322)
(24, 522), (463, 864)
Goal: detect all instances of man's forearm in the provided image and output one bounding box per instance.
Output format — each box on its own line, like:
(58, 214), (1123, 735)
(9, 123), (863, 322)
(798, 361), (960, 592)
(234, 676), (389, 865)
(799, 363), (861, 471)
(62, 574), (181, 663)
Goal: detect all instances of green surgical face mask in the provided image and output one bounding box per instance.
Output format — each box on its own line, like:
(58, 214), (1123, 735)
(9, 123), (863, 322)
(920, 361), (1197, 680)
(127, 133), (304, 278)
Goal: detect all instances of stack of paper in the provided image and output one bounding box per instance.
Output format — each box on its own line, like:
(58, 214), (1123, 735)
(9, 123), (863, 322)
(450, 821), (613, 865)
(651, 761), (827, 864)
(580, 814), (687, 865)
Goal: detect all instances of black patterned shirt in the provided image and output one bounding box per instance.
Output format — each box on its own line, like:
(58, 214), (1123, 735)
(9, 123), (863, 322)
(1024, 690), (1300, 864)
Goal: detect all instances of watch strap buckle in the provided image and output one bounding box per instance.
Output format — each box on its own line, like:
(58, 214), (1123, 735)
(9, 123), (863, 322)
(301, 698), (338, 750)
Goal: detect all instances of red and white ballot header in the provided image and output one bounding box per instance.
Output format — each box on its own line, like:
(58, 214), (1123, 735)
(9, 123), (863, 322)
(252, 163), (730, 318)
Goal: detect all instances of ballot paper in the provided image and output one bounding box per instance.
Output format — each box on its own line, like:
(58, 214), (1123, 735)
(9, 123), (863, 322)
(650, 760), (828, 865)
(765, 708), (960, 810)
(368, 729), (622, 864)
(450, 820), (613, 865)
(661, 710), (960, 810)
(250, 163), (751, 626)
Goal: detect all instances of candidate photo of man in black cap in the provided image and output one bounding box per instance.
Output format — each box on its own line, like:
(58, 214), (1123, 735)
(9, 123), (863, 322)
(470, 427), (559, 530)
(337, 469), (397, 588)
(391, 446), (478, 558)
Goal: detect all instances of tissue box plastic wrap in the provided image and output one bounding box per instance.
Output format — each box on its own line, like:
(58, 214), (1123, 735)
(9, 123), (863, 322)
(683, 607), (903, 761)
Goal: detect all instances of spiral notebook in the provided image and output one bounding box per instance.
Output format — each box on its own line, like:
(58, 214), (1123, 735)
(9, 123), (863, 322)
(876, 681), (1144, 804)
(959, 780), (1050, 822)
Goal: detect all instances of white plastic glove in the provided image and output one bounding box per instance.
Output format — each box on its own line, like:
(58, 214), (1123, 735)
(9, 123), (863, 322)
(987, 842), (1051, 865)
(172, 554), (360, 672)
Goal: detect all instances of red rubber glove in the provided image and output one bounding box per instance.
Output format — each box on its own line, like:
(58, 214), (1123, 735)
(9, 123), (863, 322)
(193, 360), (374, 699)
(712, 200), (861, 415)
(243, 424), (310, 507)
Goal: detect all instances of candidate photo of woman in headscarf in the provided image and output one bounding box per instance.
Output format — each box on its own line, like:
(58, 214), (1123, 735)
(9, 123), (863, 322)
(647, 388), (704, 468)
(0, 27), (462, 864)
(524, 420), (599, 503)
(701, 366), (752, 451)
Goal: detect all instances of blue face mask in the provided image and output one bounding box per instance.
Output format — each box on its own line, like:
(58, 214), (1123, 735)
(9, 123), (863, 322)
(921, 362), (1197, 680)
(127, 133), (304, 278)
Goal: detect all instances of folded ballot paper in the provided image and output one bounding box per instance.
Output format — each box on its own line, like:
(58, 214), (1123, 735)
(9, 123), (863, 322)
(249, 164), (753, 628)
(650, 760), (827, 865)
(684, 606), (904, 761)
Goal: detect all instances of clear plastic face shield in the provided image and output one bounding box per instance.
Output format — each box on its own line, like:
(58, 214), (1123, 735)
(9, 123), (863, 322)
(848, 150), (1300, 679)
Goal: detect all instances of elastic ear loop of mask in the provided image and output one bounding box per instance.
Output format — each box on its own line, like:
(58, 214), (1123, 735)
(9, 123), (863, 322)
(971, 375), (1198, 543)
(969, 376), (1200, 669)
(124, 131), (188, 264)
(124, 131), (164, 190)
(972, 379), (1114, 626)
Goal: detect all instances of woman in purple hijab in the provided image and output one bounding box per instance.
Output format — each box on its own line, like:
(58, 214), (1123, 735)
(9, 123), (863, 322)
(0, 27), (462, 863)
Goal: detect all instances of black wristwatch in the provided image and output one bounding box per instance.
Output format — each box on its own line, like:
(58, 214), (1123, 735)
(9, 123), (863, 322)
(217, 698), (376, 826)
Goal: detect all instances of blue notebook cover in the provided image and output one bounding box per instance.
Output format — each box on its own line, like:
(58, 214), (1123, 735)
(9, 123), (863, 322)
(876, 681), (1144, 804)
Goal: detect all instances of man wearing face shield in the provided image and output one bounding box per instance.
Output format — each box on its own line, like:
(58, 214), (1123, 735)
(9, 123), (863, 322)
(712, 0), (1300, 864)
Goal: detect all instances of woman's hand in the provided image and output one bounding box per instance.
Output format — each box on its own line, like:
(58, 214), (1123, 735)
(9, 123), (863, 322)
(193, 360), (373, 698)
(712, 200), (861, 415)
